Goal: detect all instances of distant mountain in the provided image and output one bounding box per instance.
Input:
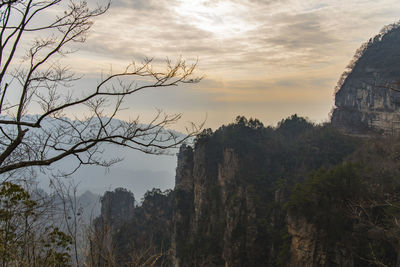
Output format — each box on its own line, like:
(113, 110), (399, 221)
(0, 115), (188, 199)
(76, 190), (101, 221)
(41, 142), (179, 200)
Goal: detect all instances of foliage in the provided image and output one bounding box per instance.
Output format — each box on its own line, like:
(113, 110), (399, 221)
(0, 182), (72, 266)
(287, 144), (400, 266)
(287, 163), (363, 237)
(90, 188), (173, 266)
(86, 115), (400, 266)
(181, 115), (362, 265)
(334, 21), (400, 93)
(276, 114), (313, 138)
(234, 115), (264, 129)
(275, 228), (292, 267)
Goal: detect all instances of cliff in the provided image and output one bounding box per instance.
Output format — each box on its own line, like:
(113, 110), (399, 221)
(171, 116), (360, 266)
(287, 214), (353, 267)
(90, 116), (400, 266)
(331, 23), (400, 134)
(91, 188), (173, 266)
(173, 144), (263, 266)
(286, 143), (400, 267)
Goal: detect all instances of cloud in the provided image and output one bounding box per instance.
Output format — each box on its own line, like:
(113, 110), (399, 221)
(85, 1), (338, 71)
(265, 13), (339, 50)
(105, 0), (175, 10)
(22, 0), (400, 76)
(61, 0), (400, 128)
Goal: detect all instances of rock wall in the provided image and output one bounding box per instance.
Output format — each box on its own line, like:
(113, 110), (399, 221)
(93, 188), (173, 266)
(171, 144), (195, 267)
(171, 122), (361, 267)
(172, 144), (269, 267)
(332, 23), (400, 134)
(287, 214), (353, 267)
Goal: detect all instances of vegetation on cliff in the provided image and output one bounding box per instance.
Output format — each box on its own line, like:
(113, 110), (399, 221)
(287, 139), (400, 266)
(90, 188), (173, 266)
(173, 115), (365, 266)
(89, 115), (400, 267)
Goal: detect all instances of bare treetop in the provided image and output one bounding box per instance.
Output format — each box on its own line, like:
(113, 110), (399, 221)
(0, 0), (203, 175)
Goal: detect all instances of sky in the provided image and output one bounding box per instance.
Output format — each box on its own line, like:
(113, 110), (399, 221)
(59, 0), (400, 130)
(3, 0), (400, 197)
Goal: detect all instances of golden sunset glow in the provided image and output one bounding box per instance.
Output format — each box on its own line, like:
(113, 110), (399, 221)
(174, 0), (256, 37)
(72, 0), (400, 129)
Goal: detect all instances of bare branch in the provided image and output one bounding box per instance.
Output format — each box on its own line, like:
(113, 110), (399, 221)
(0, 0), (203, 178)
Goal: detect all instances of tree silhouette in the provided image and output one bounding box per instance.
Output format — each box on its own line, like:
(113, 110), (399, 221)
(0, 0), (202, 176)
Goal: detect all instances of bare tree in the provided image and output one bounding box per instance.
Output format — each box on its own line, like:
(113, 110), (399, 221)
(0, 0), (202, 177)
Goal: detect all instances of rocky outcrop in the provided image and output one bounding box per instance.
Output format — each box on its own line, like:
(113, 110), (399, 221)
(91, 115), (400, 266)
(171, 145), (195, 267)
(172, 143), (269, 266)
(287, 214), (353, 267)
(172, 143), (225, 266)
(332, 23), (400, 134)
(97, 188), (136, 230)
(171, 118), (361, 267)
(92, 188), (173, 266)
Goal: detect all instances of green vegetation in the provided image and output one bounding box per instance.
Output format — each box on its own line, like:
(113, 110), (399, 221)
(88, 115), (400, 266)
(287, 141), (400, 266)
(91, 188), (173, 266)
(287, 164), (363, 238)
(0, 182), (72, 266)
(173, 114), (400, 266)
(8, 113), (395, 267)
(175, 115), (363, 266)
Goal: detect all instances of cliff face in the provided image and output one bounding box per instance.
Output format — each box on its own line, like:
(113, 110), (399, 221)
(172, 144), (268, 266)
(90, 116), (400, 266)
(170, 121), (400, 267)
(97, 188), (136, 230)
(332, 23), (400, 134)
(171, 145), (195, 267)
(92, 188), (173, 266)
(171, 118), (360, 267)
(287, 214), (353, 267)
